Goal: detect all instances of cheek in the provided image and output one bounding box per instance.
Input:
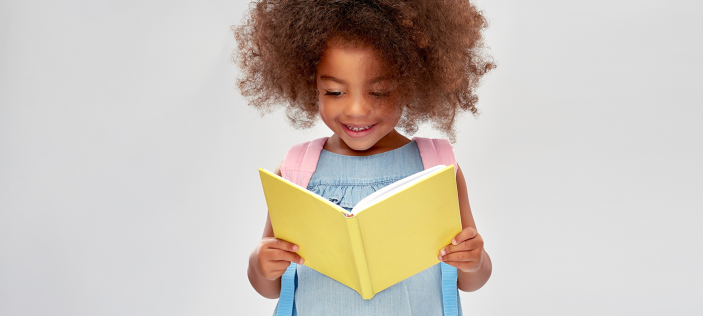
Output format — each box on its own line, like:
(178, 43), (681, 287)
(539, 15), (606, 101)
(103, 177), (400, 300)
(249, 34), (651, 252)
(378, 102), (402, 123)
(318, 102), (328, 121)
(317, 100), (336, 125)
(388, 108), (402, 126)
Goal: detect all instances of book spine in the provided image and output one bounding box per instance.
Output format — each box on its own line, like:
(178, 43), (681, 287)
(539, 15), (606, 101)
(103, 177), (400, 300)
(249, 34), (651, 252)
(346, 217), (374, 299)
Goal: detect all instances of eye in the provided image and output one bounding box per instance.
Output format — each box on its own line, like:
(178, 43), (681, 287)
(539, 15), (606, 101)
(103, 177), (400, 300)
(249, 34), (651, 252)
(325, 90), (344, 97)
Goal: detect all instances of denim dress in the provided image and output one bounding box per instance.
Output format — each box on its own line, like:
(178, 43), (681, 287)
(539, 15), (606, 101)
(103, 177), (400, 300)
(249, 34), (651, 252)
(280, 141), (463, 316)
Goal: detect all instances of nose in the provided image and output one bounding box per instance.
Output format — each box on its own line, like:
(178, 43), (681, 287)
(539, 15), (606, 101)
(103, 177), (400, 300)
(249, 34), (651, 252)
(343, 94), (371, 117)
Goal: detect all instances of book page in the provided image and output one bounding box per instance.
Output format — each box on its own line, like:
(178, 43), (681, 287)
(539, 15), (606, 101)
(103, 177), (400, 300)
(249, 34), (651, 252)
(355, 165), (462, 294)
(350, 165), (446, 215)
(263, 169), (352, 217)
(259, 169), (361, 292)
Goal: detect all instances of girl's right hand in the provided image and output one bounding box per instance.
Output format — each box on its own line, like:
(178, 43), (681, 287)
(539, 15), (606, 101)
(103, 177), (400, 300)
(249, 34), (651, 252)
(253, 237), (305, 280)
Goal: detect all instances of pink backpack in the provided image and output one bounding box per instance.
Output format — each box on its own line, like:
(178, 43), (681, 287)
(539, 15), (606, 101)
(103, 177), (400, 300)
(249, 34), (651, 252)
(281, 137), (458, 187)
(276, 137), (460, 316)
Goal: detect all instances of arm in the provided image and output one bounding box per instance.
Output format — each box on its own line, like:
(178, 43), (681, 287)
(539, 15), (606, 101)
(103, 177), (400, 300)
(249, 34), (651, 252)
(247, 163), (304, 299)
(439, 165), (492, 292)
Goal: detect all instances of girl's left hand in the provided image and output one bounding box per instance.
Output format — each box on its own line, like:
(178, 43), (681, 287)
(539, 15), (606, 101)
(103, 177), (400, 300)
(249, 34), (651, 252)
(438, 227), (484, 273)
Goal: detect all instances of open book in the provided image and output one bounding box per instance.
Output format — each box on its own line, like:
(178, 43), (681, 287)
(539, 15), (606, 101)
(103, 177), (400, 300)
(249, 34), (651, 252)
(258, 165), (462, 299)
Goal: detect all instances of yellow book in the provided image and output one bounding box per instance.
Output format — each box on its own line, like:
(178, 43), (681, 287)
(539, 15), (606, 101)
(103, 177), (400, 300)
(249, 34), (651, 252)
(259, 165), (462, 299)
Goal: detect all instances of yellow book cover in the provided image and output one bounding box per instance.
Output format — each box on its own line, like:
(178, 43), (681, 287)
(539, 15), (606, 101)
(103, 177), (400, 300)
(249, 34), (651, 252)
(259, 165), (462, 299)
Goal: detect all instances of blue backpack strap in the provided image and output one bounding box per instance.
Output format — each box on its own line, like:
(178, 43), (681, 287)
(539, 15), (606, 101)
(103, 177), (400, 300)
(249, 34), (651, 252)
(414, 137), (461, 315)
(440, 262), (459, 316)
(275, 263), (297, 316)
(276, 137), (327, 316)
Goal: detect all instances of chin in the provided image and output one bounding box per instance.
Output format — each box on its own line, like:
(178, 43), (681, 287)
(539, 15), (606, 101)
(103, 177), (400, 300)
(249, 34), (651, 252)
(341, 138), (376, 151)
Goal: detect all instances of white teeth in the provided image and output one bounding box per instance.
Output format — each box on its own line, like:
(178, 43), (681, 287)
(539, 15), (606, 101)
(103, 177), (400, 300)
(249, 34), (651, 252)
(345, 124), (373, 132)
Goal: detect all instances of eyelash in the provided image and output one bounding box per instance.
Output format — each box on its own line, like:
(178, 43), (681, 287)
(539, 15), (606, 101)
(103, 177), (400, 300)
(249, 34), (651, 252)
(324, 91), (391, 98)
(325, 91), (343, 97)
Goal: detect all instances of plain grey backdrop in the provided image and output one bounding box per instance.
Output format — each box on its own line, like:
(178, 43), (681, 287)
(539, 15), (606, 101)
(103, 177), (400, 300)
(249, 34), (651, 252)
(1, 0), (702, 315)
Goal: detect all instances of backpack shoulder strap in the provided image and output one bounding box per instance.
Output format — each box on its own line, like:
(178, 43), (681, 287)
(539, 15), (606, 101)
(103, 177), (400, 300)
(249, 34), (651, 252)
(412, 137), (458, 175)
(413, 136), (461, 316)
(280, 137), (329, 188)
(276, 137), (328, 316)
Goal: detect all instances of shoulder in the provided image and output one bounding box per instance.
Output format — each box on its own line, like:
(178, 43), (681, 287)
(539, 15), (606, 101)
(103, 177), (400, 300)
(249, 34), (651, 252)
(274, 161), (283, 176)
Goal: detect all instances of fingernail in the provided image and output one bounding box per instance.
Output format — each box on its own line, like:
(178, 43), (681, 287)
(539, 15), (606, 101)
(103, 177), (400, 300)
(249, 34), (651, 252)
(292, 245), (299, 251)
(440, 249), (446, 256)
(438, 255), (443, 261)
(452, 239), (457, 245)
(299, 258), (305, 265)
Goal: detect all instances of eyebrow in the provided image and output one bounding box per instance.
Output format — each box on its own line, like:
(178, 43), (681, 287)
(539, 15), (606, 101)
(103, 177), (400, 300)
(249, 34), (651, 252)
(368, 76), (393, 85)
(319, 75), (393, 85)
(319, 75), (346, 84)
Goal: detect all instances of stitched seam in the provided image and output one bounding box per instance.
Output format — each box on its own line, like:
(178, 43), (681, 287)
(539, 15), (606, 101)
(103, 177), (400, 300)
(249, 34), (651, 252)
(431, 139), (440, 167)
(297, 171), (313, 188)
(299, 138), (325, 188)
(293, 142), (310, 185)
(303, 139), (323, 172)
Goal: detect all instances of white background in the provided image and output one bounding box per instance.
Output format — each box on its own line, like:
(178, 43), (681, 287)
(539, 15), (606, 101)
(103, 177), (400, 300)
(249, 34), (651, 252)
(1, 0), (702, 315)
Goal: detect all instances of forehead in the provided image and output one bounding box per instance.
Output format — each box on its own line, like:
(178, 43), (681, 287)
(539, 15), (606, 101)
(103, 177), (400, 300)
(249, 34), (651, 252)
(317, 43), (390, 82)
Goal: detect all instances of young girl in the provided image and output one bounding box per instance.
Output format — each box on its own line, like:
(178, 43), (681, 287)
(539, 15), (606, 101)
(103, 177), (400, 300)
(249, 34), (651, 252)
(233, 0), (494, 315)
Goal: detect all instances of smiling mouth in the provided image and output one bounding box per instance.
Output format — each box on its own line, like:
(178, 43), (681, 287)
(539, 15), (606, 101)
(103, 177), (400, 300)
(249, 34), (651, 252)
(344, 124), (375, 132)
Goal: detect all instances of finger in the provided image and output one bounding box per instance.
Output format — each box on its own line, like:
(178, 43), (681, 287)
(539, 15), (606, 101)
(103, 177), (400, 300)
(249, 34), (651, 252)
(269, 248), (305, 265)
(440, 236), (483, 255)
(439, 249), (481, 263)
(451, 227), (478, 245)
(443, 261), (481, 273)
(261, 265), (290, 280)
(267, 238), (300, 252)
(265, 261), (295, 273)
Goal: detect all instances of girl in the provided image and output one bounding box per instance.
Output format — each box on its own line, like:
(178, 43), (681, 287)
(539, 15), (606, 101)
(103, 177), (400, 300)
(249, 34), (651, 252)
(233, 0), (494, 315)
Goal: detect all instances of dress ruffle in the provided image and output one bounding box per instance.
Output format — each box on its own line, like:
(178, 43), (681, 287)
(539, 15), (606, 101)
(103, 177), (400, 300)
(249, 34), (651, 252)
(308, 180), (403, 210)
(304, 141), (425, 211)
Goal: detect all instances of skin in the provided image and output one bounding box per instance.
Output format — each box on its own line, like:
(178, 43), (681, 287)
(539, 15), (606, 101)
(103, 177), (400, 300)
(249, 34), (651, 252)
(247, 42), (492, 299)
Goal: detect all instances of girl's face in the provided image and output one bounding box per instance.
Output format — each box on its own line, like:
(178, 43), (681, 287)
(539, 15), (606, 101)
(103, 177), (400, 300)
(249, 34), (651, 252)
(316, 43), (403, 152)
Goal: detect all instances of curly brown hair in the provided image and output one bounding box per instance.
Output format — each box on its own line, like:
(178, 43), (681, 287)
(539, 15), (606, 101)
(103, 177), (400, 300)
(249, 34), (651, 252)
(232, 0), (493, 141)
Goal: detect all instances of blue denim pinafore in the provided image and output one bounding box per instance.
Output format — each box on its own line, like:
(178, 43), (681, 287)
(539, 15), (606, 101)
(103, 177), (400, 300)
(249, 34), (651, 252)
(275, 141), (462, 316)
